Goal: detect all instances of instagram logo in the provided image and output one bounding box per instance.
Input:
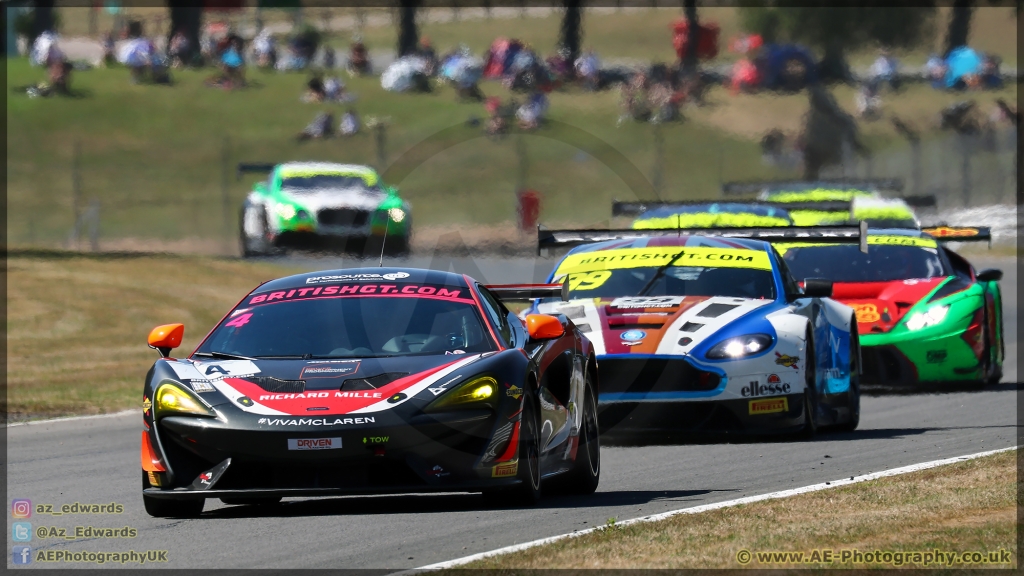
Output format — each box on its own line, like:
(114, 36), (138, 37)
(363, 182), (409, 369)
(11, 499), (31, 518)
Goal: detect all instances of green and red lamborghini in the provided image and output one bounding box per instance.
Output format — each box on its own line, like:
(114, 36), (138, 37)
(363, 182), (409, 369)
(776, 227), (1003, 386)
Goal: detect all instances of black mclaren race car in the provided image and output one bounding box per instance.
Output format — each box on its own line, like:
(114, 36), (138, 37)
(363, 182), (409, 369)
(141, 269), (599, 518)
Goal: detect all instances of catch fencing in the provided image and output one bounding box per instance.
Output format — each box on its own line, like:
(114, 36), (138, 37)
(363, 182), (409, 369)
(821, 125), (1019, 243)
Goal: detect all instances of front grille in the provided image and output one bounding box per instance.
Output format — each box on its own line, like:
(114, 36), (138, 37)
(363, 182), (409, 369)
(341, 372), (409, 390)
(861, 345), (918, 385)
(599, 357), (720, 394)
(249, 377), (306, 393)
(216, 459), (426, 490)
(318, 208), (369, 227)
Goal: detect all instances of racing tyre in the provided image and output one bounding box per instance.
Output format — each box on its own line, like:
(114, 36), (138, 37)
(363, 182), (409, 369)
(547, 376), (600, 495)
(483, 387), (542, 507)
(836, 322), (861, 432)
(240, 205), (272, 258)
(801, 332), (819, 439)
(982, 309), (1003, 387)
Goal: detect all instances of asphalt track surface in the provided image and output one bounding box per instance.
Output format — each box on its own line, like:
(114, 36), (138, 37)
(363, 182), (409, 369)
(6, 256), (1019, 570)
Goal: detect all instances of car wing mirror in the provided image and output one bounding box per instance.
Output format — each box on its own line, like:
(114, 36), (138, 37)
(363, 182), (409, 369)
(976, 268), (1002, 282)
(148, 324), (184, 358)
(525, 314), (564, 340)
(802, 278), (833, 298)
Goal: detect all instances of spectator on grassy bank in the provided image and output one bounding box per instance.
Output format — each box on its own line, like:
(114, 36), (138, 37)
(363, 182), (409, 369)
(574, 49), (600, 91)
(619, 65), (688, 124)
(304, 75), (327, 102)
(102, 32), (117, 67)
(340, 108), (361, 136)
(418, 37), (438, 76)
(253, 28), (276, 69)
(169, 30), (190, 68)
(854, 80), (882, 120)
(381, 55), (431, 92)
(925, 53), (947, 89)
(439, 46), (484, 101)
(204, 35), (245, 89)
(302, 74), (352, 103)
(118, 22), (153, 84)
(482, 96), (521, 137)
(222, 36), (246, 87)
(348, 37), (371, 76)
(516, 92), (548, 130)
(868, 49), (899, 92)
(979, 54), (1003, 90)
(24, 30), (72, 97)
(620, 70), (651, 122)
(297, 112), (335, 141)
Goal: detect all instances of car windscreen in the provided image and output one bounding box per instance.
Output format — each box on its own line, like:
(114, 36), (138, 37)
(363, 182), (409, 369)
(195, 284), (496, 359)
(281, 175), (378, 192)
(549, 246), (776, 300)
(780, 243), (950, 283)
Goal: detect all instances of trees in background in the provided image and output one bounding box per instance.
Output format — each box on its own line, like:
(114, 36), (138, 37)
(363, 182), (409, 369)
(559, 0), (582, 68)
(167, 2), (202, 64)
(397, 0), (419, 57)
(944, 0), (974, 57)
(681, 0), (698, 75)
(739, 4), (938, 82)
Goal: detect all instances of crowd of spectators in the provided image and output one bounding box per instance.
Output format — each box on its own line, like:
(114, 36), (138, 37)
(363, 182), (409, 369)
(21, 13), (1016, 154)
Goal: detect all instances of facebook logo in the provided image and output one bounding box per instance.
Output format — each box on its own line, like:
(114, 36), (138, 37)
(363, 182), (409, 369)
(12, 546), (32, 565)
(12, 522), (32, 542)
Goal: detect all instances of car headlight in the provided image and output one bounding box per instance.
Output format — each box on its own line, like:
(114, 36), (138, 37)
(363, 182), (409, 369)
(155, 383), (215, 418)
(388, 208), (406, 223)
(424, 376), (497, 412)
(296, 209), (310, 220)
(275, 203), (297, 220)
(904, 305), (949, 331)
(706, 334), (773, 359)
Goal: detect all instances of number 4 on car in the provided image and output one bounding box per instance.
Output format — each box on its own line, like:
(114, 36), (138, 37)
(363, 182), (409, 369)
(140, 269), (599, 518)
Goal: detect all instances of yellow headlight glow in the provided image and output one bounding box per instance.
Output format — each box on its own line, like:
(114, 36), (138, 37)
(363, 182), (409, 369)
(388, 208), (406, 222)
(470, 383), (494, 400)
(276, 203), (297, 220)
(155, 384), (214, 417)
(424, 376), (498, 412)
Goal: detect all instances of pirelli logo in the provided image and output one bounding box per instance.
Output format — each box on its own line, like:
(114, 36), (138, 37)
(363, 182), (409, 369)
(492, 460), (518, 478)
(749, 397), (788, 416)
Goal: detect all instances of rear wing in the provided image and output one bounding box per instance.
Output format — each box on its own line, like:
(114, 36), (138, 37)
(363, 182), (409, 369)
(485, 280), (569, 302)
(612, 199), (851, 216)
(902, 195), (938, 208)
(922, 226), (992, 244)
(236, 162), (276, 180)
(721, 178), (904, 196)
(538, 222), (870, 255)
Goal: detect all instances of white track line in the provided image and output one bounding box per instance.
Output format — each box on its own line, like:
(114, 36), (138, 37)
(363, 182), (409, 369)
(404, 445), (1018, 574)
(6, 409), (136, 428)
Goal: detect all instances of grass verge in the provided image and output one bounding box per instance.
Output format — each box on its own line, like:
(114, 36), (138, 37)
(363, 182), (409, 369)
(451, 449), (1018, 570)
(5, 250), (300, 420)
(8, 49), (1015, 251)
